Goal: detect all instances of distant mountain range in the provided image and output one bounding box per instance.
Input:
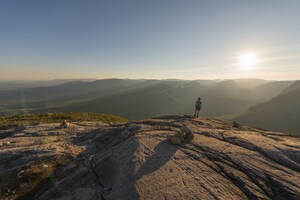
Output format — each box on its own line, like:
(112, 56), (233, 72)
(0, 79), (97, 91)
(235, 81), (300, 134)
(0, 78), (298, 134)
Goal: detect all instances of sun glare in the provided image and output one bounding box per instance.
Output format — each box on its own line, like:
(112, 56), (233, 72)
(238, 53), (258, 71)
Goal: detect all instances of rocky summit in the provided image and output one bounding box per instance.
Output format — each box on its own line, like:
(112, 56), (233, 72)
(1, 116), (300, 200)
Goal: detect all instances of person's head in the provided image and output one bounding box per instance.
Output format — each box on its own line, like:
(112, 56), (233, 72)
(198, 97), (201, 100)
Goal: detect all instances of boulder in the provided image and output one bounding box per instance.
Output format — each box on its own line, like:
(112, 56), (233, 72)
(185, 132), (195, 140)
(171, 136), (182, 145)
(59, 120), (70, 129)
(233, 121), (240, 128)
(175, 130), (185, 141)
(180, 126), (194, 140)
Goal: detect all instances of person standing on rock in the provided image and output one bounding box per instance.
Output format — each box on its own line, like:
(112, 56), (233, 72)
(193, 97), (202, 118)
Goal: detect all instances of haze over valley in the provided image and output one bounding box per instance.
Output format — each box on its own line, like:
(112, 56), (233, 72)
(0, 78), (299, 134)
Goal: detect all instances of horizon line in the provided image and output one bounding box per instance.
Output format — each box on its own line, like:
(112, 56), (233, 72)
(0, 77), (298, 82)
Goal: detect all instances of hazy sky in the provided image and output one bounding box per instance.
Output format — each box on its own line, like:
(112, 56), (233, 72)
(1, 0), (300, 80)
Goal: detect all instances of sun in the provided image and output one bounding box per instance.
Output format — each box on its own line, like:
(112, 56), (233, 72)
(238, 53), (258, 71)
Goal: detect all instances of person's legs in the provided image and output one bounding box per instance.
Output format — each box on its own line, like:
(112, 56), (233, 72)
(196, 108), (201, 117)
(193, 109), (197, 117)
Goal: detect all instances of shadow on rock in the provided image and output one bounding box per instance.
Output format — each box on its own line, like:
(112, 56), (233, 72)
(135, 140), (178, 181)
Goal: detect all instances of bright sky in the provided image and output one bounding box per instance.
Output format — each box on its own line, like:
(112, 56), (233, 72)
(0, 0), (300, 80)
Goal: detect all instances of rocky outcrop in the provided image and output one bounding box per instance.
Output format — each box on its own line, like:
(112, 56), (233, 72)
(171, 126), (195, 145)
(0, 116), (300, 199)
(59, 120), (70, 129)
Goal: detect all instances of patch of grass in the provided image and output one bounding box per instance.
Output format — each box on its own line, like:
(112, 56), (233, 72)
(217, 110), (247, 120)
(1, 157), (68, 200)
(0, 112), (128, 130)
